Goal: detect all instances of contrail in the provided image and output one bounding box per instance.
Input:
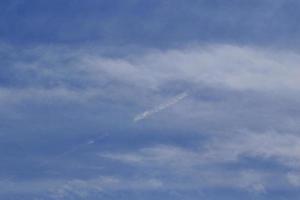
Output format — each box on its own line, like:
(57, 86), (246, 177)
(134, 92), (188, 122)
(38, 133), (108, 168)
(0, 134), (109, 189)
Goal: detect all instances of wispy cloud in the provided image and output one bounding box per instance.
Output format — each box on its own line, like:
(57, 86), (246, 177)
(103, 130), (300, 169)
(2, 44), (300, 108)
(203, 131), (300, 168)
(100, 130), (300, 192)
(2, 44), (300, 198)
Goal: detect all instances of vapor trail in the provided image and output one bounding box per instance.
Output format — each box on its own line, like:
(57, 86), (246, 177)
(134, 92), (188, 122)
(38, 133), (108, 167)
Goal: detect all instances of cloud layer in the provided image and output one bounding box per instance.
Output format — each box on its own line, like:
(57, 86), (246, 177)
(1, 44), (300, 199)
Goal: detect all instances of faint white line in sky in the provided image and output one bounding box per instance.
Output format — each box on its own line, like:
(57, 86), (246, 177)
(133, 92), (188, 123)
(38, 133), (108, 168)
(0, 134), (109, 190)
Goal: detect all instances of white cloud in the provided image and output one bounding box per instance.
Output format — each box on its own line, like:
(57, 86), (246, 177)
(204, 131), (300, 168)
(101, 145), (199, 169)
(2, 44), (300, 196)
(102, 130), (300, 169)
(0, 45), (300, 128)
(4, 44), (300, 103)
(2, 44), (300, 134)
(100, 130), (300, 192)
(0, 175), (164, 199)
(49, 177), (164, 199)
(77, 45), (300, 92)
(2, 44), (300, 121)
(287, 172), (300, 187)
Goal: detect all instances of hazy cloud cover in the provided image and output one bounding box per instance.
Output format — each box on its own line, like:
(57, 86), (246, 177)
(1, 1), (300, 200)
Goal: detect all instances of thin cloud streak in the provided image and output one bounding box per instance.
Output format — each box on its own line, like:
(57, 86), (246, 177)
(133, 92), (188, 122)
(38, 134), (108, 168)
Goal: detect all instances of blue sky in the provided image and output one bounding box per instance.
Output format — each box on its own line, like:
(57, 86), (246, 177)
(1, 1), (300, 199)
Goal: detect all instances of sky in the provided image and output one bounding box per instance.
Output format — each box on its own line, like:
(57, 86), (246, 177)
(1, 0), (300, 199)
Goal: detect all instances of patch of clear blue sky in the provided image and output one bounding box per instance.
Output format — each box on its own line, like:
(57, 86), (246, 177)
(0, 0), (299, 48)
